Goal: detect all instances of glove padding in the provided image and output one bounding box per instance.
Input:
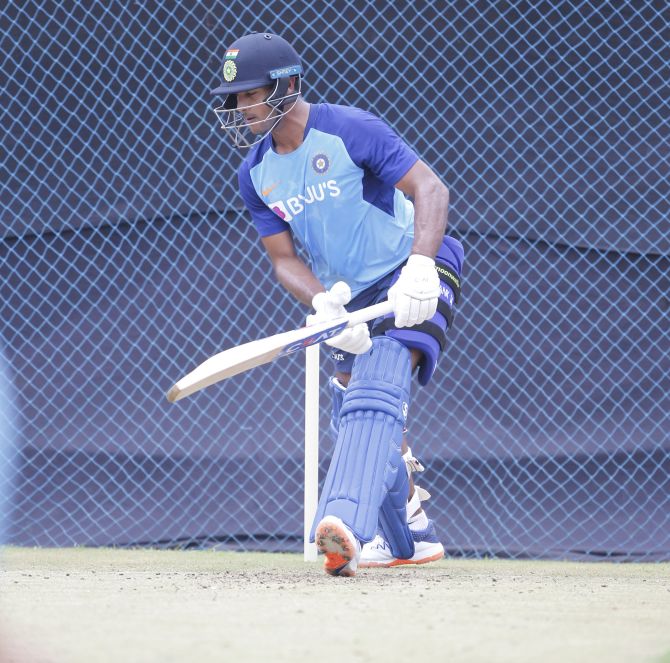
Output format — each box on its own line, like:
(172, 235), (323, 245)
(306, 282), (372, 355)
(388, 254), (440, 327)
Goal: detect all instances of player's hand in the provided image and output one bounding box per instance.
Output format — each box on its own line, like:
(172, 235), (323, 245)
(388, 254), (440, 327)
(306, 282), (372, 355)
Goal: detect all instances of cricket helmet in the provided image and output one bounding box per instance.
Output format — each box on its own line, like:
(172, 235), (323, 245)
(211, 32), (303, 148)
(210, 32), (303, 109)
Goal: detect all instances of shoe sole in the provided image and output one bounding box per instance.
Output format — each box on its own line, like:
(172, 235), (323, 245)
(315, 518), (357, 577)
(359, 548), (445, 569)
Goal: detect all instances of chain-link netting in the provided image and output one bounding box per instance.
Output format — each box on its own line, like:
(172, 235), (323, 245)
(1, 1), (668, 559)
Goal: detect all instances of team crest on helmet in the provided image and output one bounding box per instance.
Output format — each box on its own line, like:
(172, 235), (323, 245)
(312, 153), (330, 174)
(223, 60), (237, 82)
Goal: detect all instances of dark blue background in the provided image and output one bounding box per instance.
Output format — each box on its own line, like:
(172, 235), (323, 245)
(2, 1), (668, 559)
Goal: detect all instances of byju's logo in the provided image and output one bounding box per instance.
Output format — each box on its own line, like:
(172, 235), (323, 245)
(270, 201), (291, 221)
(269, 179), (341, 222)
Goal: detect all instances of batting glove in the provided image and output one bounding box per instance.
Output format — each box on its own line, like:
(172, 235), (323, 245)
(388, 254), (440, 327)
(306, 282), (372, 355)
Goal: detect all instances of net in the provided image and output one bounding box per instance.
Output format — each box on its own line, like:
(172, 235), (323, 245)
(1, 0), (668, 559)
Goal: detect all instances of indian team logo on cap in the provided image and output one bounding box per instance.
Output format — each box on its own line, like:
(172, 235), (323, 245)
(223, 60), (237, 82)
(312, 153), (330, 174)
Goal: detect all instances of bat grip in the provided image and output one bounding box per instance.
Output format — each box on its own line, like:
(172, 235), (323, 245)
(345, 299), (394, 327)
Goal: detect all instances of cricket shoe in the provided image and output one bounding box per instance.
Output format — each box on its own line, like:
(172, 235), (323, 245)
(359, 519), (445, 568)
(315, 515), (361, 577)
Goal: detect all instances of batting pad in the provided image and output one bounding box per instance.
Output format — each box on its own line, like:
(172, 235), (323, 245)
(311, 336), (414, 559)
(328, 375), (346, 440)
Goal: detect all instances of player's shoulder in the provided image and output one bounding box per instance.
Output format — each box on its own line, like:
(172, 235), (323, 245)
(312, 102), (382, 129)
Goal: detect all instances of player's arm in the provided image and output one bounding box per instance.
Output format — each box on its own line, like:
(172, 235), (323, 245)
(261, 230), (324, 307)
(262, 231), (372, 354)
(386, 159), (449, 327)
(395, 159), (449, 260)
(238, 163), (325, 307)
(329, 107), (448, 260)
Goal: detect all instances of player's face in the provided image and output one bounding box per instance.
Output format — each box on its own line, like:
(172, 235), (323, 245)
(213, 77), (299, 150)
(236, 87), (275, 134)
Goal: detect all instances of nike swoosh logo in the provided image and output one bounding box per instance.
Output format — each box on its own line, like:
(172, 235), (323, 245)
(261, 182), (279, 197)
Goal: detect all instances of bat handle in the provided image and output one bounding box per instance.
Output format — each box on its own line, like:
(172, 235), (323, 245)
(346, 299), (394, 327)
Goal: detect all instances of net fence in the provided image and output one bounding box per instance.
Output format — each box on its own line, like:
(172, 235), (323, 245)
(1, 0), (668, 559)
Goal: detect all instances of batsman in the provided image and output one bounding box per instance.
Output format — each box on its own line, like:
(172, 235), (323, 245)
(211, 32), (464, 576)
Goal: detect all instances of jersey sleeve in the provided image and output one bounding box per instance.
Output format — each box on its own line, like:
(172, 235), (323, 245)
(332, 106), (419, 185)
(238, 161), (290, 237)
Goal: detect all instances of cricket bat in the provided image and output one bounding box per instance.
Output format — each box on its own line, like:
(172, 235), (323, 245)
(166, 299), (393, 403)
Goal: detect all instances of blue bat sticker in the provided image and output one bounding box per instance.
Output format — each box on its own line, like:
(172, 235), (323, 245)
(278, 321), (348, 357)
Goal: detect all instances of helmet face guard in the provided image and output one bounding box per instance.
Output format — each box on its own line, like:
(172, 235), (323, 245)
(210, 33), (304, 149)
(213, 74), (302, 149)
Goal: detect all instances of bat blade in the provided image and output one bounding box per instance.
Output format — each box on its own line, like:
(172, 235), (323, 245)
(166, 299), (393, 403)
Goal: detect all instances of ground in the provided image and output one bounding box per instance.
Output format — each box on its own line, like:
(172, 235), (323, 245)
(1, 547), (669, 663)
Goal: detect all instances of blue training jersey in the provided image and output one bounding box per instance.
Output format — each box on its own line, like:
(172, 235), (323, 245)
(237, 103), (419, 296)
